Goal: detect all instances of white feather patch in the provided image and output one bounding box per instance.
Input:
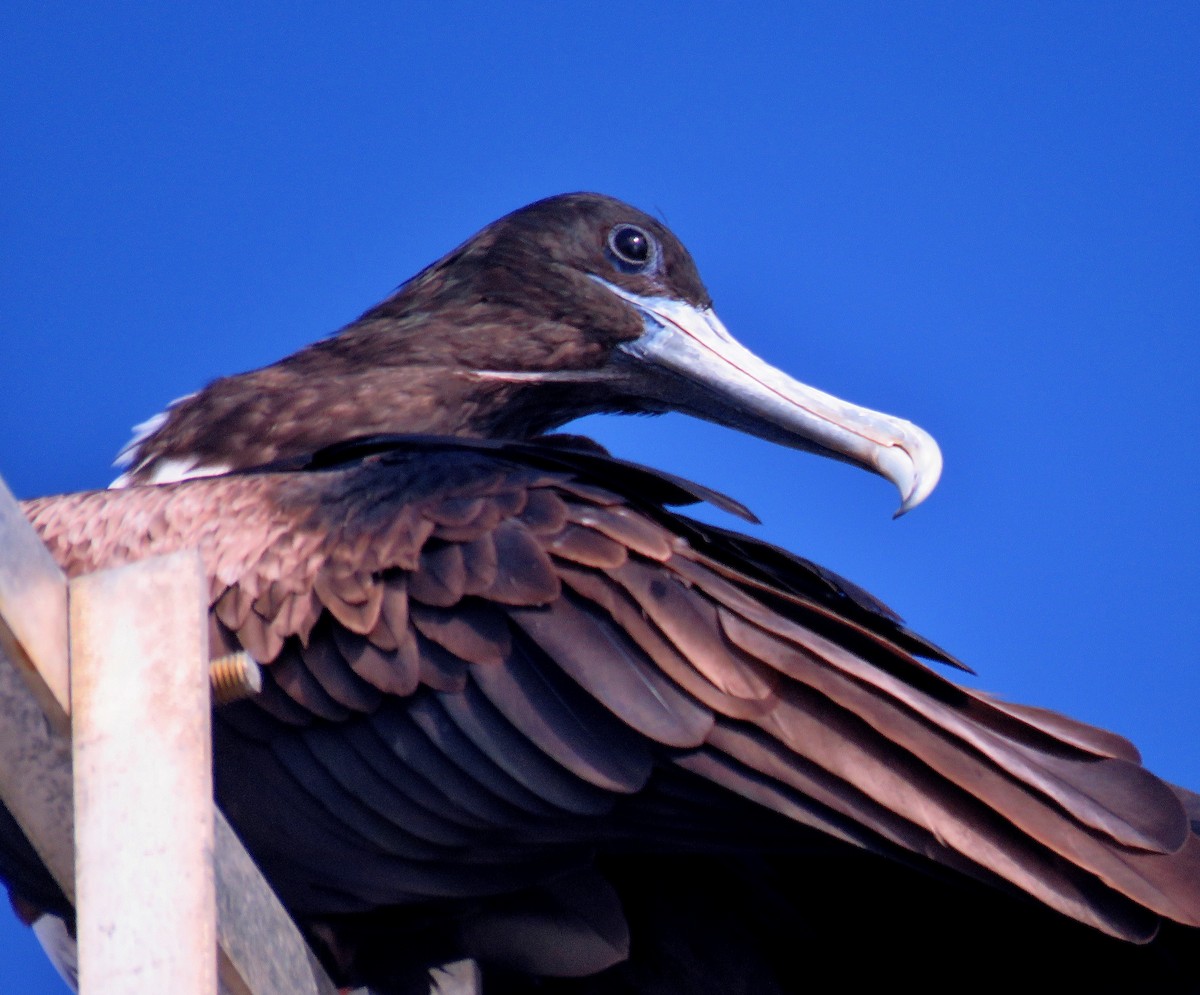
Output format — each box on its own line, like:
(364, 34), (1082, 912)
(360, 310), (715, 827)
(111, 458), (232, 489)
(110, 391), (241, 488)
(112, 391), (198, 469)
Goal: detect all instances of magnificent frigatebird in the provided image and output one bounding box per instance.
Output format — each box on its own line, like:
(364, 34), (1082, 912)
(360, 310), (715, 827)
(7, 194), (1200, 992)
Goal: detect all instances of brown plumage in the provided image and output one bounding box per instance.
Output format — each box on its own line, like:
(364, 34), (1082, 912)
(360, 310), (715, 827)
(10, 194), (1200, 992)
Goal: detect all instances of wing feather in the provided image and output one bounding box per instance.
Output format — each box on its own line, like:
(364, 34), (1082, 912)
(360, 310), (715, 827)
(22, 440), (1200, 952)
(470, 644), (654, 793)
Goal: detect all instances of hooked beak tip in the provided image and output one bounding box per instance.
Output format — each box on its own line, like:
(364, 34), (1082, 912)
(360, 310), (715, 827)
(879, 426), (944, 518)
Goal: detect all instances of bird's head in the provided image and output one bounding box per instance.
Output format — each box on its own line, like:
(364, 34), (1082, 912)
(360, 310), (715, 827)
(117, 192), (942, 513)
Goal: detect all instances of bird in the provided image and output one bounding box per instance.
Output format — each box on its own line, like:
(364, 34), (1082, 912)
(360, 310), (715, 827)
(7, 192), (1200, 993)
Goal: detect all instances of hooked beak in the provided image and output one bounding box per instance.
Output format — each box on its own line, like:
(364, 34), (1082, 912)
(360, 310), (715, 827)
(595, 279), (943, 516)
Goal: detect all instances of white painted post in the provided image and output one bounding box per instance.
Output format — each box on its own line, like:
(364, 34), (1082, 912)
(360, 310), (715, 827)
(70, 550), (216, 995)
(0, 474), (337, 995)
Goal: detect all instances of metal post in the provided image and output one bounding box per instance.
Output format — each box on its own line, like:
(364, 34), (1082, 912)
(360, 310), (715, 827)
(71, 551), (216, 995)
(0, 473), (337, 995)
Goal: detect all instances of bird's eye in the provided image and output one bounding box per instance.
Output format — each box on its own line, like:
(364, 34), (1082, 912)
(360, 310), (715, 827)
(607, 224), (658, 273)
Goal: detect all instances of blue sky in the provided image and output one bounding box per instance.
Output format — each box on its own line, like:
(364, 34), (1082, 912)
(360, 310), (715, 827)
(2, 4), (1198, 989)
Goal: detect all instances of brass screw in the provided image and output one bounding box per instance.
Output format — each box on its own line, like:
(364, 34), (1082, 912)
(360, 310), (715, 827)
(209, 651), (262, 705)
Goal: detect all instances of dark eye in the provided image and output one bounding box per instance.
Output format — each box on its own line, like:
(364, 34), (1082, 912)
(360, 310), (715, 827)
(607, 224), (658, 273)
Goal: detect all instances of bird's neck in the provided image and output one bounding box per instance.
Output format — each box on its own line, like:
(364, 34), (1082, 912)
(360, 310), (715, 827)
(115, 279), (637, 485)
(116, 351), (615, 486)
